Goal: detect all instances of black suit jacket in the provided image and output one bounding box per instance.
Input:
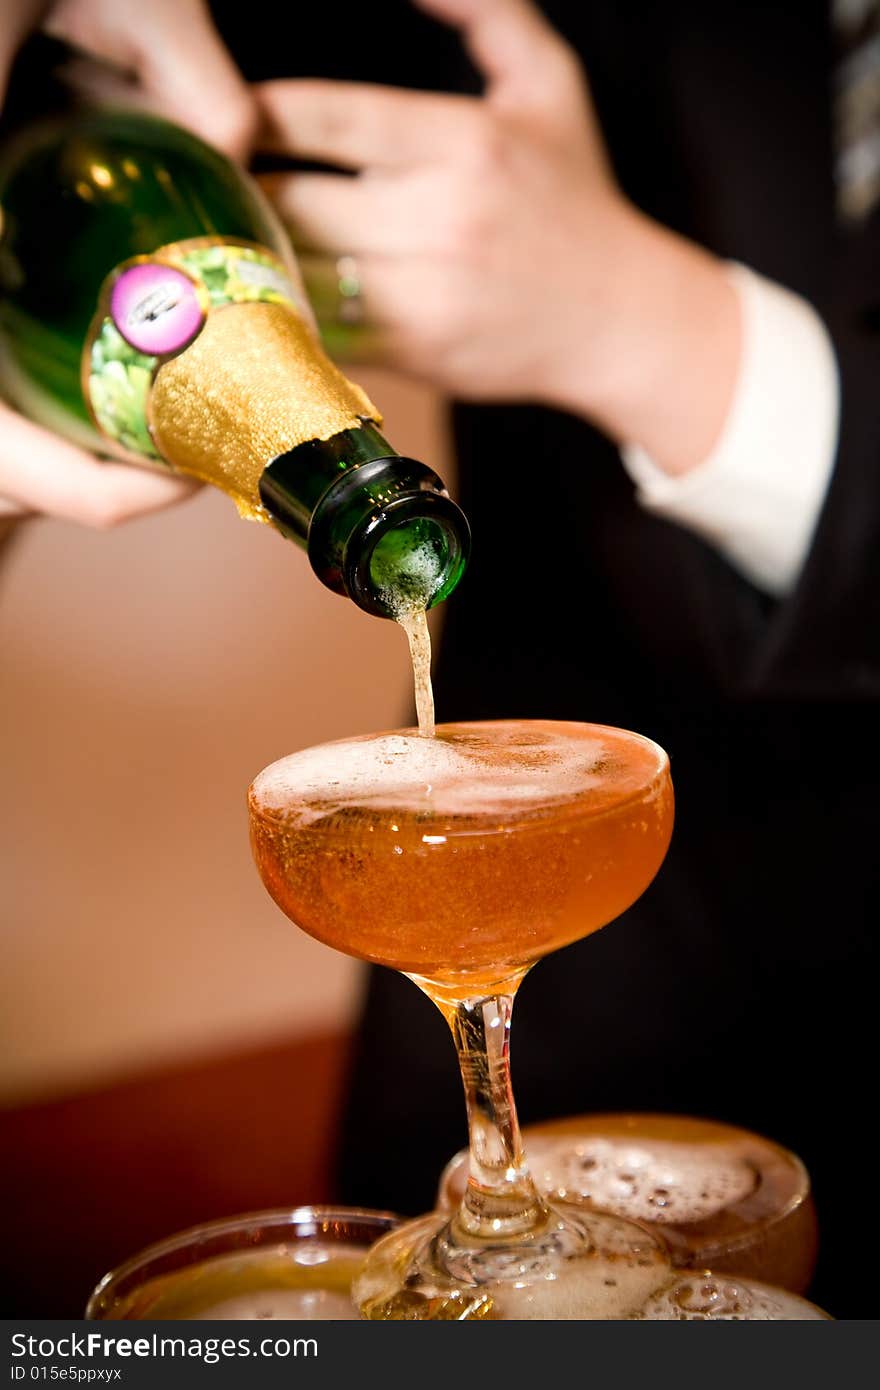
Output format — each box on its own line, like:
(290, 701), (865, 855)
(214, 0), (879, 1316)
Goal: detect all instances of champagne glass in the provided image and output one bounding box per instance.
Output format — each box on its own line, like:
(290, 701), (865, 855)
(86, 1206), (400, 1320)
(437, 1112), (819, 1295)
(248, 719), (677, 1319)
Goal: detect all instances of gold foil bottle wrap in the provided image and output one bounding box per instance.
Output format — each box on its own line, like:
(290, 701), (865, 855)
(148, 300), (380, 520)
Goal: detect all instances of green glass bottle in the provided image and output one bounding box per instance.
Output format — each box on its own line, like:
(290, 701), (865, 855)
(0, 110), (469, 618)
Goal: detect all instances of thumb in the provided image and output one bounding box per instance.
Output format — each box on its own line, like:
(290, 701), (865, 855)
(414, 0), (583, 114)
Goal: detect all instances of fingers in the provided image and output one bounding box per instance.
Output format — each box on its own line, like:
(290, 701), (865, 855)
(414, 0), (583, 114)
(134, 0), (256, 161)
(335, 256), (419, 334)
(0, 405), (198, 528)
(257, 78), (478, 170)
(327, 254), (461, 339)
(260, 170), (445, 258)
(260, 173), (372, 256)
(256, 5), (585, 182)
(46, 0), (256, 161)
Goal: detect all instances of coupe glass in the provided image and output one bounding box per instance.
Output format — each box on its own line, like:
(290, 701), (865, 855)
(86, 1206), (399, 1320)
(437, 1113), (819, 1295)
(248, 719), (677, 1319)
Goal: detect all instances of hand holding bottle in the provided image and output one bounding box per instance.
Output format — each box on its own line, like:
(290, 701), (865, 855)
(0, 0), (255, 528)
(259, 0), (740, 479)
(42, 0), (257, 159)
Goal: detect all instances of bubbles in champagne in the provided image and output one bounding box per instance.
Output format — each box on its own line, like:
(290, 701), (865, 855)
(397, 607), (435, 738)
(488, 1259), (672, 1320)
(481, 1209), (674, 1321)
(529, 1135), (756, 1225)
(375, 538), (445, 618)
(437, 1117), (817, 1292)
(251, 721), (662, 825)
(249, 721), (673, 984)
(631, 1272), (829, 1320)
(354, 1206), (675, 1321)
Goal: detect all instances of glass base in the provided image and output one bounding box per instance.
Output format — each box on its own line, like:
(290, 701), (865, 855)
(353, 1201), (673, 1320)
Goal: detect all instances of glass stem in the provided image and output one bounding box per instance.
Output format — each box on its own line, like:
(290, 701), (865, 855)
(439, 992), (547, 1241)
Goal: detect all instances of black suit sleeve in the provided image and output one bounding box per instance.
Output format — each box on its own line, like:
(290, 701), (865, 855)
(748, 218), (880, 699)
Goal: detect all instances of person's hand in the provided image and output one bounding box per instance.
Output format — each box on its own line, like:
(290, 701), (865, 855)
(0, 0), (255, 528)
(42, 0), (256, 162)
(259, 0), (616, 402)
(259, 0), (740, 477)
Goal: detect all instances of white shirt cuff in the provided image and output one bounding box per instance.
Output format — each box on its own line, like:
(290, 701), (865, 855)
(620, 262), (840, 596)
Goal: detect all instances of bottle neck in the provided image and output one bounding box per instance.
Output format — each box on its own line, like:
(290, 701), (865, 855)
(260, 423), (470, 620)
(259, 421), (394, 542)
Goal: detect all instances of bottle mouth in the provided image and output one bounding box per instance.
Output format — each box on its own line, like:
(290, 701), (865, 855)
(346, 492), (470, 619)
(307, 456), (470, 620)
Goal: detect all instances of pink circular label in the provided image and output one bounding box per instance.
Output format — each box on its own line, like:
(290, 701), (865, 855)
(110, 263), (204, 355)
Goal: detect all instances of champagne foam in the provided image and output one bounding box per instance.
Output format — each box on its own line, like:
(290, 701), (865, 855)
(354, 1207), (674, 1321)
(486, 1212), (672, 1317)
(632, 1273), (828, 1320)
(490, 1249), (671, 1320)
(251, 724), (627, 822)
(531, 1135), (757, 1225)
(378, 540), (444, 617)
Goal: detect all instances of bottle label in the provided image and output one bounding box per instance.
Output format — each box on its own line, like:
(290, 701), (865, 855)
(83, 238), (309, 463)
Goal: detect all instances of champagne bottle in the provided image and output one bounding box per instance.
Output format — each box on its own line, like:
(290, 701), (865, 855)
(0, 110), (469, 618)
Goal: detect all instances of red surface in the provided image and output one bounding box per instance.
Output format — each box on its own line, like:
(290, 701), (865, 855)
(0, 1031), (351, 1317)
